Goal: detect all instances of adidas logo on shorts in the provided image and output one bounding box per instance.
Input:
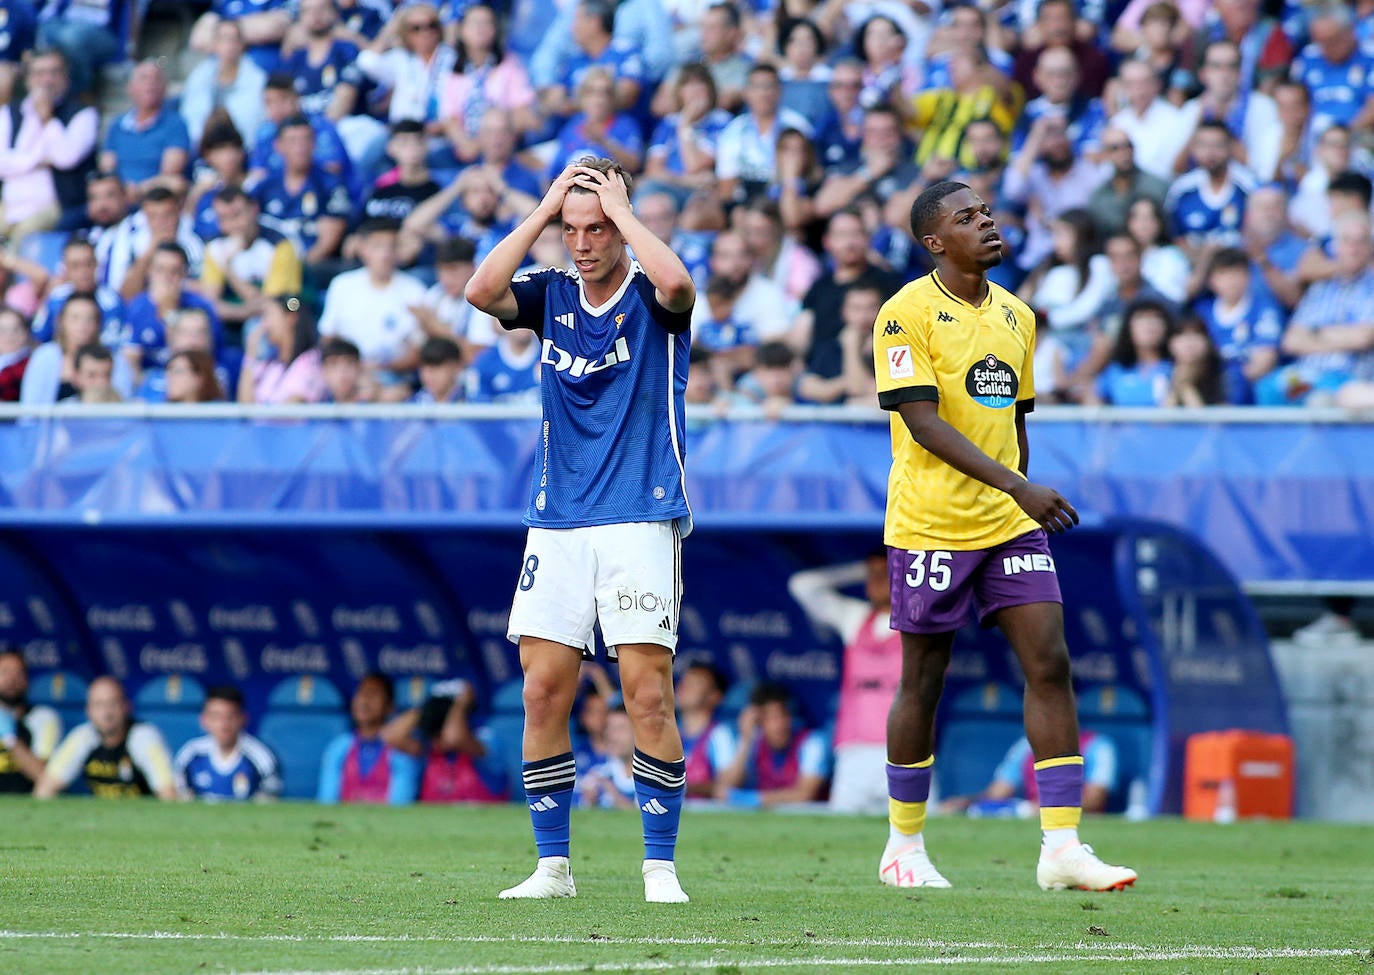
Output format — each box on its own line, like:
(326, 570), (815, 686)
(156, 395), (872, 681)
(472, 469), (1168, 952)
(641, 798), (669, 815)
(529, 796), (560, 812)
(658, 616), (673, 631)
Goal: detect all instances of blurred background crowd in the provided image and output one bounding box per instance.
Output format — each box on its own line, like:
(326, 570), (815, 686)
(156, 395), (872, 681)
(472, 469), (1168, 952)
(0, 0), (1372, 412)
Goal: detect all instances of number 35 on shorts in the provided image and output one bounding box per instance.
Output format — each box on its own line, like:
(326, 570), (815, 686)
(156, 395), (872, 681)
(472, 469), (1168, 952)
(905, 551), (952, 591)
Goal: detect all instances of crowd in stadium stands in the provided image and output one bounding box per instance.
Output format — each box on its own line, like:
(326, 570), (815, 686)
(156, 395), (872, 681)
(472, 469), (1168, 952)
(0, 0), (1367, 410)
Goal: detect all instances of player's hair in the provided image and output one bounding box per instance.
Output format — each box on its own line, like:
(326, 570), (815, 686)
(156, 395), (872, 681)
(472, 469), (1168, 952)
(910, 180), (970, 247)
(749, 681), (793, 711)
(755, 340), (795, 369)
(358, 671), (395, 707)
(205, 685), (246, 709)
(419, 336), (463, 366)
(567, 156), (634, 198)
(435, 237), (476, 265)
(320, 337), (362, 363)
(73, 342), (112, 371)
(265, 71), (298, 93)
(1206, 247), (1250, 276)
(1329, 170), (1373, 208)
(686, 662), (729, 696)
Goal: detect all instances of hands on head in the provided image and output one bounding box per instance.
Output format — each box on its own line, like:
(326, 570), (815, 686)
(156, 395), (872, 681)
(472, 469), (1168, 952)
(540, 164), (632, 221)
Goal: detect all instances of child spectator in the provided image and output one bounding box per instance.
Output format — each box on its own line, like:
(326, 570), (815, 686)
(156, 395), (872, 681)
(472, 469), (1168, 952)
(361, 121), (441, 247)
(465, 327), (541, 404)
(200, 186), (302, 339)
(122, 242), (223, 382)
(320, 337), (371, 404)
(1087, 299), (1175, 407)
(412, 336), (465, 404)
(380, 679), (509, 804)
(716, 682), (830, 809)
(36, 677), (177, 800)
(239, 295), (325, 405)
(736, 340), (800, 419)
(318, 217), (427, 397)
(1193, 248), (1282, 404)
(1023, 209), (1114, 367)
(135, 307), (229, 403)
(318, 673), (421, 805)
(1166, 315), (1225, 407)
(188, 122), (250, 243)
(174, 685), (282, 801)
(410, 238), (495, 359)
(578, 705), (637, 810)
(1125, 196), (1190, 305)
(66, 343), (119, 403)
(0, 308), (30, 402)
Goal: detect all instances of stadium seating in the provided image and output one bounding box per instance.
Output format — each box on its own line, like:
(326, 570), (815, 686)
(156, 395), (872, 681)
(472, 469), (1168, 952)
(935, 682), (1024, 800)
(256, 675), (350, 800)
(134, 673), (207, 752)
(27, 670), (90, 735)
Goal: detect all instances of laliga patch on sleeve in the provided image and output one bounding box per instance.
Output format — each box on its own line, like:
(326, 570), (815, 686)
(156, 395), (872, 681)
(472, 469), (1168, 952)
(887, 345), (915, 379)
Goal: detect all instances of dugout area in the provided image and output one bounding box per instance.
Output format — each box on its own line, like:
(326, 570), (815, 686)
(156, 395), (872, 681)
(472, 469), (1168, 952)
(0, 513), (1287, 817)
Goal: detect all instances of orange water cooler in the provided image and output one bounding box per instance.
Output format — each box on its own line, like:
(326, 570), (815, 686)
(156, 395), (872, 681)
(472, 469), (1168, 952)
(1183, 730), (1295, 821)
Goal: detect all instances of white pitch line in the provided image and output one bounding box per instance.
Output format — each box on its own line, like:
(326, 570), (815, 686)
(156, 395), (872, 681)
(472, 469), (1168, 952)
(230, 948), (1366, 975)
(0, 930), (1359, 958)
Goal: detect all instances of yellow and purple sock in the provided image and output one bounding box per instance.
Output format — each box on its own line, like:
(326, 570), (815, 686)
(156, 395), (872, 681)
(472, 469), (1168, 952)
(1034, 756), (1083, 847)
(887, 756), (934, 839)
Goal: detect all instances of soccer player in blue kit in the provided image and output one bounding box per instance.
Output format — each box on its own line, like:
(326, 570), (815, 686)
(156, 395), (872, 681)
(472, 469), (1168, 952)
(466, 157), (696, 903)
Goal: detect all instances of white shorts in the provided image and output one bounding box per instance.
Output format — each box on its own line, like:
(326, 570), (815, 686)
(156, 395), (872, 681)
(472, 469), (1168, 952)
(506, 521), (682, 656)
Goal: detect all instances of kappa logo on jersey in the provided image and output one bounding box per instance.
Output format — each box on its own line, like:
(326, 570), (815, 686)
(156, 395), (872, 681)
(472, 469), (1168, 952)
(965, 353), (1018, 408)
(555, 312), (575, 330)
(936, 310), (957, 324)
(529, 795), (560, 812)
(883, 320), (903, 337)
(641, 798), (669, 815)
(887, 345), (914, 379)
(541, 336), (632, 378)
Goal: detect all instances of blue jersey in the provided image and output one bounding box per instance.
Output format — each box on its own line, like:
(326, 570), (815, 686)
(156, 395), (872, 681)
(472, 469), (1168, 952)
(0, 1), (37, 64)
(251, 168), (354, 253)
(33, 283), (125, 346)
(1292, 44), (1374, 133)
(251, 113), (354, 187)
(506, 262), (693, 533)
(1166, 165), (1254, 246)
(174, 732), (282, 800)
(695, 314), (757, 352)
(465, 341), (542, 403)
(282, 39), (360, 117)
(123, 290), (224, 368)
(561, 39), (647, 99)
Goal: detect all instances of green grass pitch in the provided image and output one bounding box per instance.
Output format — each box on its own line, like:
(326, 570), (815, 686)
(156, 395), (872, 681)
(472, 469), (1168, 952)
(1, 799), (1370, 975)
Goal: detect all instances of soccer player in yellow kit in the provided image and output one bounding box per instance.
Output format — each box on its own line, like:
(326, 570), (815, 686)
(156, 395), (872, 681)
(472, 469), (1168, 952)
(871, 181), (1137, 892)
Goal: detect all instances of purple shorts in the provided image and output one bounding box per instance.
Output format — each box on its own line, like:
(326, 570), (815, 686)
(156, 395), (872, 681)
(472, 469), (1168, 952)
(887, 529), (1063, 634)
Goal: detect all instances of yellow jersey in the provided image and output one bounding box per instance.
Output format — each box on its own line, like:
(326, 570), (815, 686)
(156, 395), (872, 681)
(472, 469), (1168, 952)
(873, 271), (1039, 551)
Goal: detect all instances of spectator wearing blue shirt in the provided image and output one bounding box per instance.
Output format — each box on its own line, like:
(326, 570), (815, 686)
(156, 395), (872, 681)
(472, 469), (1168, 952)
(529, 0), (671, 98)
(642, 63), (733, 205)
(812, 59), (865, 170)
(133, 306), (230, 403)
(716, 683), (830, 809)
(334, 0), (389, 44)
(0, 0), (37, 104)
(546, 68), (645, 183)
(1240, 184), (1307, 310)
(174, 685), (281, 801)
(122, 242), (223, 376)
(1166, 122), (1255, 266)
(279, 0), (359, 117)
(33, 238), (125, 346)
(1291, 4), (1374, 136)
(99, 61), (190, 195)
(465, 327), (540, 403)
(191, 0), (290, 72)
(1088, 299), (1176, 407)
(1259, 212), (1374, 406)
(250, 116), (353, 266)
(1012, 46), (1107, 157)
(537, 0), (647, 124)
(188, 124), (249, 244)
(250, 73), (354, 190)
(1194, 247), (1282, 404)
